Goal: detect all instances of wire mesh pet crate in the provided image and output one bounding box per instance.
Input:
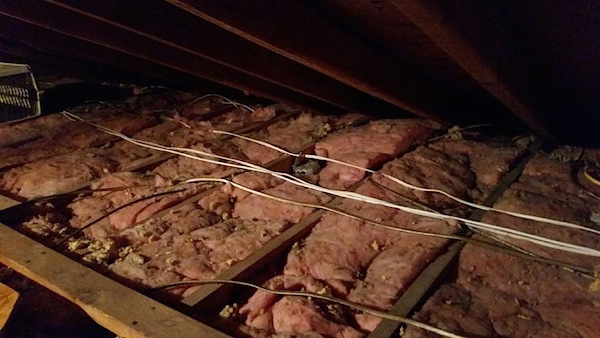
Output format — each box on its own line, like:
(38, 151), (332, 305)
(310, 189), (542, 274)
(0, 62), (41, 124)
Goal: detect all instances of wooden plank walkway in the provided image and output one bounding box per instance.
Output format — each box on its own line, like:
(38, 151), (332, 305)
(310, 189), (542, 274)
(0, 223), (228, 338)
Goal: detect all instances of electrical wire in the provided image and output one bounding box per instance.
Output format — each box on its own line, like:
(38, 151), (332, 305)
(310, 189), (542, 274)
(584, 166), (600, 188)
(59, 111), (600, 337)
(54, 187), (188, 246)
(184, 177), (595, 277)
(147, 279), (466, 338)
(190, 94), (255, 112)
(138, 86), (255, 112)
(62, 112), (600, 257)
(212, 129), (600, 237)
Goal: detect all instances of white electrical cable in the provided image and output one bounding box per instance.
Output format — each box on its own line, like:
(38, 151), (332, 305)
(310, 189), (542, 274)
(144, 87), (255, 112)
(150, 279), (466, 338)
(182, 177), (596, 276)
(62, 112), (600, 257)
(197, 94), (255, 112)
(212, 129), (600, 237)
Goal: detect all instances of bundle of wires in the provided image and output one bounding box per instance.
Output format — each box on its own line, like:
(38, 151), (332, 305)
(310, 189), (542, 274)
(61, 110), (600, 338)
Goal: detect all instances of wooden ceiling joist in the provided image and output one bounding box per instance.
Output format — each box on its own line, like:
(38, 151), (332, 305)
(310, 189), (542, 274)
(0, 223), (228, 338)
(0, 0), (343, 112)
(166, 0), (465, 122)
(43, 0), (401, 115)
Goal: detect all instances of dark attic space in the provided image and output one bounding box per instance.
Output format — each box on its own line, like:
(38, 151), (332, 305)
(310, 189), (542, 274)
(0, 1), (599, 338)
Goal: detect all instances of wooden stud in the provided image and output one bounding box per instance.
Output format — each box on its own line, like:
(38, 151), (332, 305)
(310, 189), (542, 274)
(0, 18), (209, 89)
(181, 116), (371, 308)
(181, 209), (327, 308)
(0, 195), (20, 211)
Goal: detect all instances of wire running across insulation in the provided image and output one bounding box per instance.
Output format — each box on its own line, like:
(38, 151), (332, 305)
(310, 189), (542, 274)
(61, 112), (600, 257)
(184, 177), (594, 277)
(60, 111), (600, 338)
(193, 94), (255, 112)
(54, 188), (188, 246)
(148, 279), (466, 338)
(144, 87), (255, 112)
(212, 129), (600, 237)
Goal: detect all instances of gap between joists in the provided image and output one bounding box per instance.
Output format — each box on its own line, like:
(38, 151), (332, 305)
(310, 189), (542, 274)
(44, 0), (396, 114)
(0, 222), (229, 338)
(0, 107), (369, 336)
(0, 107), (298, 206)
(367, 138), (544, 338)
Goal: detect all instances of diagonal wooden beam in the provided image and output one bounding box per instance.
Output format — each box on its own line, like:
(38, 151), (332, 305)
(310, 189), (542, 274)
(0, 19), (206, 89)
(0, 0), (340, 112)
(166, 0), (465, 122)
(388, 0), (552, 136)
(43, 0), (400, 114)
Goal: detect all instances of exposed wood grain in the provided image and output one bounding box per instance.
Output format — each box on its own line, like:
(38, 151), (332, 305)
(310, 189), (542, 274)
(0, 0), (339, 112)
(0, 282), (19, 329)
(0, 107), (315, 336)
(0, 223), (228, 338)
(388, 0), (551, 136)
(45, 0), (400, 115)
(165, 0), (464, 122)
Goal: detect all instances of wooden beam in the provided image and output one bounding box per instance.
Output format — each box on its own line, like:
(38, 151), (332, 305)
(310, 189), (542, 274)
(0, 222), (227, 338)
(388, 0), (552, 136)
(0, 0), (339, 112)
(44, 0), (400, 115)
(368, 139), (543, 338)
(0, 195), (19, 211)
(166, 0), (462, 122)
(0, 48), (184, 91)
(0, 19), (204, 89)
(181, 209), (326, 308)
(181, 115), (371, 308)
(0, 282), (19, 330)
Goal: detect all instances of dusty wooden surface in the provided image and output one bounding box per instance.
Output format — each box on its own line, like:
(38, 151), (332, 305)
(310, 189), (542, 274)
(0, 281), (19, 330)
(0, 195), (19, 211)
(0, 223), (228, 338)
